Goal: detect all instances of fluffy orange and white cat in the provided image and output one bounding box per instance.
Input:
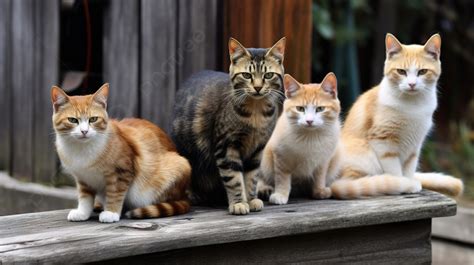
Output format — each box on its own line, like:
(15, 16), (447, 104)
(331, 33), (463, 199)
(258, 73), (341, 204)
(52, 84), (191, 223)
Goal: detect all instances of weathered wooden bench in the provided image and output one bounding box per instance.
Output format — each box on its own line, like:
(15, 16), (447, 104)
(0, 190), (455, 264)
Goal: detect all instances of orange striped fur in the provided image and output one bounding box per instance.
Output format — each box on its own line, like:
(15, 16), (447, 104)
(52, 84), (191, 223)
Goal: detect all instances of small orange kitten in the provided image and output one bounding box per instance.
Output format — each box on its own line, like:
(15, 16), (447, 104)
(52, 84), (191, 223)
(258, 73), (341, 204)
(331, 33), (463, 199)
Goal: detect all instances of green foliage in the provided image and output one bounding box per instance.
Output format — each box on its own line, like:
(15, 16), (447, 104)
(421, 119), (474, 201)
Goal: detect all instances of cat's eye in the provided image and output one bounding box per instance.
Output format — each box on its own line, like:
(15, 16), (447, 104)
(316, 106), (325, 112)
(296, 106), (305, 112)
(68, 117), (79, 124)
(396, 69), (407, 75)
(89, 117), (98, 123)
(417, 69), (428, 76)
(264, 72), (274, 79)
(242, 73), (252, 79)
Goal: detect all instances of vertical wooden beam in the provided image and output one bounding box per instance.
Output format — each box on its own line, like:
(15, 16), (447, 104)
(33, 0), (59, 183)
(223, 0), (312, 83)
(10, 0), (35, 181)
(103, 0), (140, 119)
(0, 0), (12, 171)
(177, 0), (220, 84)
(140, 0), (177, 131)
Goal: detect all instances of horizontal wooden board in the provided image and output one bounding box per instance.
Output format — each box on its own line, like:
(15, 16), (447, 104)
(100, 219), (432, 265)
(0, 190), (455, 263)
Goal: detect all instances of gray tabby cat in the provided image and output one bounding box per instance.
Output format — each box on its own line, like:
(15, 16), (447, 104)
(171, 37), (286, 215)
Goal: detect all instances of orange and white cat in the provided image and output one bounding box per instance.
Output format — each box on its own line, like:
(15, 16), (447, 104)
(258, 73), (341, 204)
(52, 84), (191, 223)
(331, 33), (463, 199)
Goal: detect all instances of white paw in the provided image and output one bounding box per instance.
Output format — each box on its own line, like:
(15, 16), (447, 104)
(67, 209), (91, 222)
(249, 198), (264, 212)
(269, 193), (288, 205)
(99, 211), (120, 223)
(228, 202), (250, 215)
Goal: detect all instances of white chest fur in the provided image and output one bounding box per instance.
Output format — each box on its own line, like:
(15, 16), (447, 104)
(56, 135), (109, 191)
(378, 79), (437, 157)
(275, 122), (339, 178)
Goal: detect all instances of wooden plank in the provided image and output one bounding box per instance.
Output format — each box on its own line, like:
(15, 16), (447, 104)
(10, 0), (35, 181)
(223, 0), (312, 83)
(140, 0), (177, 131)
(0, 191), (456, 264)
(0, 0), (12, 171)
(177, 0), (219, 84)
(103, 0), (139, 119)
(98, 219), (432, 265)
(32, 0), (59, 183)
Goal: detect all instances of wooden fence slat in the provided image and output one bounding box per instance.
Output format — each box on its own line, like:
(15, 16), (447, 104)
(140, 0), (178, 131)
(177, 0), (220, 85)
(223, 0), (312, 83)
(33, 0), (59, 183)
(0, 0), (12, 171)
(11, 0), (35, 180)
(103, 0), (140, 119)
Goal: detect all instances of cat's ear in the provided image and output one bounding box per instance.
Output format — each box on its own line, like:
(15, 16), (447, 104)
(385, 33), (403, 58)
(266, 37), (286, 62)
(92, 83), (109, 108)
(284, 74), (301, 98)
(424, 33), (441, 60)
(228, 38), (250, 61)
(51, 86), (69, 112)
(320, 72), (337, 98)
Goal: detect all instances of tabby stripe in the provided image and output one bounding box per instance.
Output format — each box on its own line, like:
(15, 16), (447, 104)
(263, 107), (275, 117)
(248, 144), (265, 160)
(225, 182), (241, 189)
(221, 176), (234, 182)
(217, 160), (243, 171)
(234, 105), (251, 117)
(243, 160), (260, 171)
(214, 149), (227, 159)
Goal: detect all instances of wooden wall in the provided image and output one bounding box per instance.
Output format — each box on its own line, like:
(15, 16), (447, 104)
(223, 0), (312, 83)
(0, 0), (59, 183)
(104, 0), (219, 131)
(0, 0), (311, 185)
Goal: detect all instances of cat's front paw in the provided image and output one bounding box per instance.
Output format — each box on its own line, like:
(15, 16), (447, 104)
(249, 198), (264, 212)
(312, 187), (332, 199)
(99, 211), (120, 223)
(269, 193), (288, 205)
(67, 209), (91, 222)
(229, 202), (250, 215)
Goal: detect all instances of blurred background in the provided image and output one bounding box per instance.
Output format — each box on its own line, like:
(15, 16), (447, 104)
(0, 0), (472, 263)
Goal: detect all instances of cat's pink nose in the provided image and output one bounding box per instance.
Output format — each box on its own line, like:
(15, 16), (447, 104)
(306, 120), (313, 125)
(81, 130), (88, 136)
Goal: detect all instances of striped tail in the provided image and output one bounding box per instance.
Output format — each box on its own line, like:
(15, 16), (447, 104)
(330, 174), (422, 199)
(414, 172), (464, 197)
(125, 200), (190, 219)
